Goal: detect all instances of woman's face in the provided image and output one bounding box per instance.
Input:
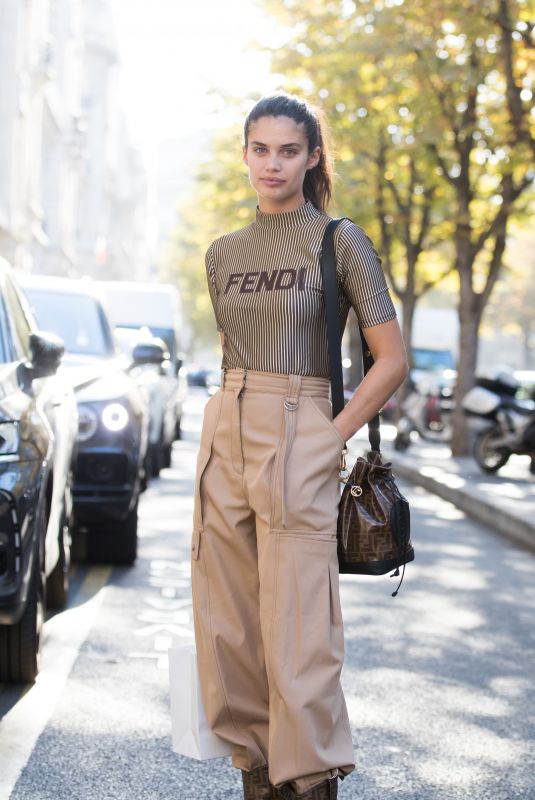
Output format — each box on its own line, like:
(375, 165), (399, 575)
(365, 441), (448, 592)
(243, 115), (320, 213)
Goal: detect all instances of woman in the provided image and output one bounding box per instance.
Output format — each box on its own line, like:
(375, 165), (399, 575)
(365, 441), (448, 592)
(191, 93), (408, 800)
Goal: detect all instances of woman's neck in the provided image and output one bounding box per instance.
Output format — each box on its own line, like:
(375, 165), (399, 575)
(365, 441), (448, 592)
(257, 194), (307, 215)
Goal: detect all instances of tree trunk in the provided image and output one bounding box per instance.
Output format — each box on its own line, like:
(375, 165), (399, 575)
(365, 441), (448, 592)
(450, 304), (481, 455)
(401, 296), (415, 369)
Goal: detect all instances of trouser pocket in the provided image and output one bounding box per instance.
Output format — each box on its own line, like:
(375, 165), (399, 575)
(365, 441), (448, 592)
(270, 395), (344, 533)
(266, 533), (354, 782)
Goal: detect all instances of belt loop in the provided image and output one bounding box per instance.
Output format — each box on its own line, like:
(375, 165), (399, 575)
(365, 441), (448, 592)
(284, 373), (301, 410)
(280, 374), (302, 528)
(221, 367), (227, 389)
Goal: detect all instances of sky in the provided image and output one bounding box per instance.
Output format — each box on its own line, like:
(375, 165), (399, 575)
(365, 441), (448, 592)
(110, 0), (282, 159)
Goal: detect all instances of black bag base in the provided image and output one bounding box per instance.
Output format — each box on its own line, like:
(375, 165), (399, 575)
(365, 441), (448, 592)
(338, 547), (415, 576)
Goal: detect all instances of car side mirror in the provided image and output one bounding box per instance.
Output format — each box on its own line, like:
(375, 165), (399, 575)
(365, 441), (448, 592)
(29, 331), (65, 378)
(131, 341), (167, 367)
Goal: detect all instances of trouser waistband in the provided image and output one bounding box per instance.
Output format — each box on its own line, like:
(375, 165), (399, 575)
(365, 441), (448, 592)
(220, 368), (330, 397)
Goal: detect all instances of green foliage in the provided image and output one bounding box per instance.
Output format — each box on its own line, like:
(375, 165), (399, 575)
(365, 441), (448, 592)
(262, 0), (534, 292)
(260, 0), (534, 452)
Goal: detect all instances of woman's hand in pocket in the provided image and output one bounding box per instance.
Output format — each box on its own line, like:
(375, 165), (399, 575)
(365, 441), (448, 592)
(332, 411), (356, 444)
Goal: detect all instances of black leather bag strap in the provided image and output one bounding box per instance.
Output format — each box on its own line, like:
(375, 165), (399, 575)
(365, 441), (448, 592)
(320, 219), (381, 453)
(320, 219), (345, 420)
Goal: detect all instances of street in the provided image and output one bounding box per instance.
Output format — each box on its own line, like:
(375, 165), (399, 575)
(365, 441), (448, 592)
(1, 391), (534, 800)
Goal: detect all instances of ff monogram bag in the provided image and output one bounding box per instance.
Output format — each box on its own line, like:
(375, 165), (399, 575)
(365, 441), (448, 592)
(320, 219), (414, 596)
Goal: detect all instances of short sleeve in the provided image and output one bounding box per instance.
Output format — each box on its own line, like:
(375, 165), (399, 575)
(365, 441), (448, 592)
(205, 243), (223, 332)
(335, 220), (397, 328)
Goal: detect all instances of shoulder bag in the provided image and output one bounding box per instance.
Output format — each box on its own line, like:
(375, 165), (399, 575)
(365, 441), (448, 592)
(320, 218), (414, 596)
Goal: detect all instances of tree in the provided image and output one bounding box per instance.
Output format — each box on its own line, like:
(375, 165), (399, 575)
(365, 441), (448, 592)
(402, 0), (535, 452)
(261, 0), (458, 406)
(261, 0), (534, 453)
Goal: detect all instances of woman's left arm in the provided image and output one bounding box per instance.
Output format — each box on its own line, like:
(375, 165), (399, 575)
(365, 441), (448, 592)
(332, 318), (409, 443)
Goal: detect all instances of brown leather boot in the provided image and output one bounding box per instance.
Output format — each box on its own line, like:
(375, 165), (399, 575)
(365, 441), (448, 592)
(242, 765), (281, 799)
(277, 774), (338, 800)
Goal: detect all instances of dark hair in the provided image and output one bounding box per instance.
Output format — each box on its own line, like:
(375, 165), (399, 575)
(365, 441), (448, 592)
(243, 93), (333, 212)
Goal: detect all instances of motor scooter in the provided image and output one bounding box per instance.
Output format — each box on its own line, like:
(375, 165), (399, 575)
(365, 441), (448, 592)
(462, 370), (535, 473)
(394, 376), (454, 451)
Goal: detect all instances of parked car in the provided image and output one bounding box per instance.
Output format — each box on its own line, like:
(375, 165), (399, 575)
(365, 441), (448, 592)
(185, 363), (211, 388)
(19, 276), (156, 564)
(96, 281), (186, 474)
(113, 324), (182, 476)
(0, 259), (78, 683)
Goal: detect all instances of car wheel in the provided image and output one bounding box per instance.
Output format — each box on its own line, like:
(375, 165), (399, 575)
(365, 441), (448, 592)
(140, 451), (150, 492)
(394, 431), (411, 452)
(161, 442), (172, 469)
(0, 553), (45, 683)
(87, 503), (138, 565)
(150, 443), (162, 477)
(116, 503), (138, 565)
(47, 510), (70, 610)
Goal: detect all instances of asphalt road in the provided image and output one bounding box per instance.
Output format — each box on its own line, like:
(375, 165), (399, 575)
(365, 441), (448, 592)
(1, 390), (534, 800)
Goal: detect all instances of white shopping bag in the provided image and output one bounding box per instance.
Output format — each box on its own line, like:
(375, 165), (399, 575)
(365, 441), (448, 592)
(168, 642), (233, 760)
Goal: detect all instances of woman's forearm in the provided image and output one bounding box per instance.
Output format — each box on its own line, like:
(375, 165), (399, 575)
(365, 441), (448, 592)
(333, 356), (408, 443)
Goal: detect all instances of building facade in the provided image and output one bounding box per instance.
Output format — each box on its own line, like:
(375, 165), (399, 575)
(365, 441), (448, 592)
(0, 0), (147, 279)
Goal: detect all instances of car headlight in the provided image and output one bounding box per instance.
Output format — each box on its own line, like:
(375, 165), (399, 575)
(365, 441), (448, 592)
(101, 402), (129, 432)
(0, 422), (19, 455)
(78, 406), (98, 443)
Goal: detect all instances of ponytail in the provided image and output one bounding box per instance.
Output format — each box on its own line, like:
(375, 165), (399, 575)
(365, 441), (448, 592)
(244, 93), (334, 212)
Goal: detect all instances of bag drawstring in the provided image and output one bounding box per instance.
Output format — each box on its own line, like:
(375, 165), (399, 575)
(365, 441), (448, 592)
(390, 562), (406, 597)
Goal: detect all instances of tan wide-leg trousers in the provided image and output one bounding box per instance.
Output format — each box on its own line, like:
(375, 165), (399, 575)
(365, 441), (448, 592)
(191, 368), (355, 794)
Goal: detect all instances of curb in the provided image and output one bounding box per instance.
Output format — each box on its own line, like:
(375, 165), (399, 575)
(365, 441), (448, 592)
(389, 456), (535, 554)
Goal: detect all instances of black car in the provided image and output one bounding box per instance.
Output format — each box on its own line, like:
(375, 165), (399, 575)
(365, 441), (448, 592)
(19, 276), (158, 565)
(0, 260), (78, 683)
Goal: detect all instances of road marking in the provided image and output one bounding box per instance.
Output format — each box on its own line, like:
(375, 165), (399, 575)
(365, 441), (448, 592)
(0, 566), (111, 799)
(126, 559), (195, 673)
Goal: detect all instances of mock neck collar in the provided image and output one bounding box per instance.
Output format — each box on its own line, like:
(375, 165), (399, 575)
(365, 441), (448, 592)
(254, 200), (322, 229)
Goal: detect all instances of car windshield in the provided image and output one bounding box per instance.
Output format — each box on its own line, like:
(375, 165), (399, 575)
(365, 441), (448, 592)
(412, 348), (455, 371)
(116, 324), (174, 358)
(114, 326), (154, 357)
(24, 289), (113, 357)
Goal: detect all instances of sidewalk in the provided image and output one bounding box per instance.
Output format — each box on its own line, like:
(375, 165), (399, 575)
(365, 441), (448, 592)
(347, 426), (535, 553)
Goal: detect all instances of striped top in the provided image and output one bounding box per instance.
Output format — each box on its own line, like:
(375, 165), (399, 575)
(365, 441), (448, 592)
(206, 201), (396, 378)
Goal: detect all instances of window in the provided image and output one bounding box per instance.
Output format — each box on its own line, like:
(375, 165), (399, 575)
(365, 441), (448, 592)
(24, 289), (114, 357)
